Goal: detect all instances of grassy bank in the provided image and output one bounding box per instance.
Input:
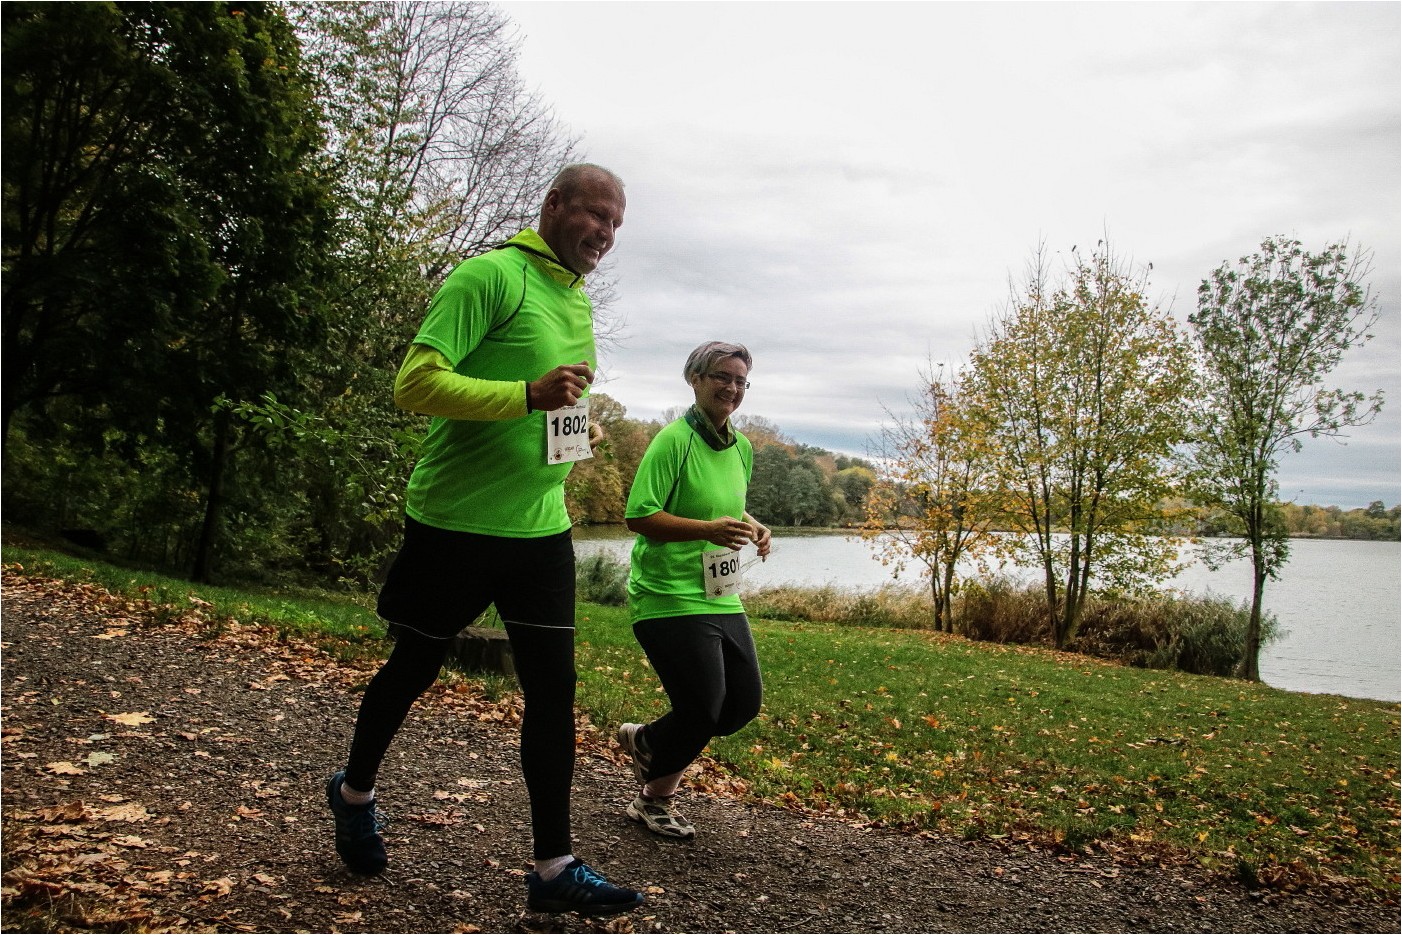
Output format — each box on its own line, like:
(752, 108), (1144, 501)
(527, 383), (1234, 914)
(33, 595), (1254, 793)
(5, 545), (1398, 893)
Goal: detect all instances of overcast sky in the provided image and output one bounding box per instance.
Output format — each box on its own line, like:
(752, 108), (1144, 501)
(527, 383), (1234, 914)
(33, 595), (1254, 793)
(497, 0), (1400, 509)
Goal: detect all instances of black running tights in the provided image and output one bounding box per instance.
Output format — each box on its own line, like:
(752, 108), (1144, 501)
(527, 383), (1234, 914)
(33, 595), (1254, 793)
(633, 613), (763, 780)
(343, 622), (577, 859)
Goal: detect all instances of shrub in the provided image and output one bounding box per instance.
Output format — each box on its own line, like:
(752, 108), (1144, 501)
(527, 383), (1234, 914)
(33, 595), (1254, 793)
(952, 578), (1279, 676)
(1072, 589), (1282, 677)
(576, 551), (629, 606)
(953, 577), (1050, 643)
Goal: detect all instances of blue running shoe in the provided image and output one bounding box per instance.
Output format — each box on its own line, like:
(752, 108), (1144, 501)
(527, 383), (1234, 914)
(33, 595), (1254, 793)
(325, 771), (387, 875)
(526, 859), (644, 916)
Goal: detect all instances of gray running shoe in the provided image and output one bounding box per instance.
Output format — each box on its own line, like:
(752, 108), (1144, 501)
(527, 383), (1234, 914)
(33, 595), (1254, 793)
(616, 722), (652, 783)
(626, 793), (696, 839)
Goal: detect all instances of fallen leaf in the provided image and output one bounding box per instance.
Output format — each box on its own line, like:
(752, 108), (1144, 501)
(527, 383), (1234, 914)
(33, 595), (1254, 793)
(36, 802), (89, 822)
(95, 803), (151, 822)
(85, 751), (117, 767)
(105, 712), (155, 727)
(45, 761), (85, 776)
(110, 835), (150, 848)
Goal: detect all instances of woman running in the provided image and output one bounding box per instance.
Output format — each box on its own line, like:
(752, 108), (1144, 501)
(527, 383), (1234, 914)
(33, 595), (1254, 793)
(616, 341), (772, 838)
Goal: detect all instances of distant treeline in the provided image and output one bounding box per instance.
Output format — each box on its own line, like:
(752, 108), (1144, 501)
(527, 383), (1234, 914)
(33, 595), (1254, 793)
(565, 399), (876, 529)
(569, 401), (1399, 542)
(1198, 500), (1400, 542)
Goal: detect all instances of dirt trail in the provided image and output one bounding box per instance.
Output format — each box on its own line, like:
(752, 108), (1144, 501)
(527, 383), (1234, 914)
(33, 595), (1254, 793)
(2, 571), (1395, 934)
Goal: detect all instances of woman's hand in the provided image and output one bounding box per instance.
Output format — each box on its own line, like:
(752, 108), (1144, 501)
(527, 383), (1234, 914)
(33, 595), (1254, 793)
(705, 516), (755, 550)
(745, 514), (772, 560)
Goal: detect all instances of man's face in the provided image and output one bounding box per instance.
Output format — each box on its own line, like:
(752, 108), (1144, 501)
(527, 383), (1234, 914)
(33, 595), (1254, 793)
(538, 174), (626, 275)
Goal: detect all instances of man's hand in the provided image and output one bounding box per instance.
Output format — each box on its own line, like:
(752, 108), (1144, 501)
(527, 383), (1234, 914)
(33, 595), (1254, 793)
(529, 362), (593, 411)
(588, 421), (605, 452)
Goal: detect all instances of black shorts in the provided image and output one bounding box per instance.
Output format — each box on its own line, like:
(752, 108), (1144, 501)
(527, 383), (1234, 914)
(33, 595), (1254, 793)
(376, 515), (576, 639)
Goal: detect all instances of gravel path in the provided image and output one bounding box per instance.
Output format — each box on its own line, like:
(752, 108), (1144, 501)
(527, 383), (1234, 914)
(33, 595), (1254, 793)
(2, 571), (1395, 933)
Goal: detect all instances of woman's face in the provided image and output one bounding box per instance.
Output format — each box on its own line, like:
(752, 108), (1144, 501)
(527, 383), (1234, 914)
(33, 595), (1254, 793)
(691, 355), (750, 429)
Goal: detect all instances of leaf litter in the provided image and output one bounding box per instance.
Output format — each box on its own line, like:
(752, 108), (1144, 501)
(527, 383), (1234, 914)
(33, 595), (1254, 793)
(2, 567), (1395, 933)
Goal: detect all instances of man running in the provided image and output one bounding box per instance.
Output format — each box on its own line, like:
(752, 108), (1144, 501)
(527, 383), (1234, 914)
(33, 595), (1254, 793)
(325, 164), (643, 917)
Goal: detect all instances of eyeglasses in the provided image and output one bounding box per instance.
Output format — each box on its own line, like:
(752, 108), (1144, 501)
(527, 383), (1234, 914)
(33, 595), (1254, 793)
(705, 372), (750, 390)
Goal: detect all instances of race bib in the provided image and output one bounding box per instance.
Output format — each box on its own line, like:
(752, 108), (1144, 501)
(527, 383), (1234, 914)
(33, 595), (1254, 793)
(702, 546), (743, 598)
(546, 399), (593, 465)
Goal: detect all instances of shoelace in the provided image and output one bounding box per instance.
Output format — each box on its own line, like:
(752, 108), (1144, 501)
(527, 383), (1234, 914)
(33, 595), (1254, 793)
(570, 863), (608, 887)
(346, 805), (387, 833)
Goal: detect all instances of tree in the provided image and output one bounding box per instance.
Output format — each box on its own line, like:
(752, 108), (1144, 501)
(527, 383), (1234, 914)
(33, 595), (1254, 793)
(732, 414), (792, 451)
(863, 367), (999, 631)
(3, 2), (222, 437)
(1189, 236), (1382, 680)
(966, 243), (1196, 648)
(746, 444), (836, 527)
(833, 465), (875, 523)
(248, 0), (598, 584)
(3, 2), (335, 582)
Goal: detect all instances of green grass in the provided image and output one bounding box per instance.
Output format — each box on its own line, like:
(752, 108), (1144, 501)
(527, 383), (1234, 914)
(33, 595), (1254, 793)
(6, 544), (1398, 892)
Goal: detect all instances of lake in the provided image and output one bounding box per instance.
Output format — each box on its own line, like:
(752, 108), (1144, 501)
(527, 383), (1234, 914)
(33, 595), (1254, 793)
(574, 527), (1401, 704)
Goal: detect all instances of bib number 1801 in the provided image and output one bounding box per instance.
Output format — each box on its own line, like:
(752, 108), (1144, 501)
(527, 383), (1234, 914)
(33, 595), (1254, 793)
(702, 546), (742, 598)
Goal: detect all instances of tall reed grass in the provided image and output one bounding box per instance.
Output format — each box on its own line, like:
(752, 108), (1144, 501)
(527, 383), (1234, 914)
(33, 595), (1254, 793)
(954, 577), (1280, 677)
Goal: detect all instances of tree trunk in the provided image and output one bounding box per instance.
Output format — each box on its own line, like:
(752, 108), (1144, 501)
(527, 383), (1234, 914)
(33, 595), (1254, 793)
(929, 574), (943, 631)
(1238, 551), (1267, 681)
(192, 410), (231, 583)
(940, 561), (956, 634)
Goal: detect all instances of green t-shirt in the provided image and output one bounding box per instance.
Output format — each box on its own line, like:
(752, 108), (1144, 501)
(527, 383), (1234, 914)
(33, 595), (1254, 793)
(405, 230), (596, 536)
(625, 414), (754, 621)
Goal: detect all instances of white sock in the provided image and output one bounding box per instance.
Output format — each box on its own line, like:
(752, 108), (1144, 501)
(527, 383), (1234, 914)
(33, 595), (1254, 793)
(339, 780), (374, 806)
(643, 770), (684, 799)
(535, 854), (575, 881)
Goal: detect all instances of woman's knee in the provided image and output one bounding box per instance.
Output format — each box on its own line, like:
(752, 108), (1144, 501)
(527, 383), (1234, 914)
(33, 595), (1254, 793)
(714, 699), (761, 736)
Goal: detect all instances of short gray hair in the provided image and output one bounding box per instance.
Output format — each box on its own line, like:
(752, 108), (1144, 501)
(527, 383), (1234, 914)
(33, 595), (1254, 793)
(549, 163), (624, 200)
(683, 341), (752, 383)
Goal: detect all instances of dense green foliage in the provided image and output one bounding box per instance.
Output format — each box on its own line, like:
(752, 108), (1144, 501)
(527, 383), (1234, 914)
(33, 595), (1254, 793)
(8, 546), (1396, 893)
(4, 1), (334, 582)
(1, 2), (571, 584)
(1190, 237), (1382, 680)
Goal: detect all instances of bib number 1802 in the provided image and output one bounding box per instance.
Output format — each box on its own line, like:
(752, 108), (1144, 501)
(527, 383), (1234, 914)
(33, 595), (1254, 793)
(550, 412), (589, 436)
(545, 399), (592, 465)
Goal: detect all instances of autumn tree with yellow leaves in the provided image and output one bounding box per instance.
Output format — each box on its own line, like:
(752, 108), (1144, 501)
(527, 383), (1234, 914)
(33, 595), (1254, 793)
(964, 243), (1198, 648)
(863, 367), (1000, 631)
